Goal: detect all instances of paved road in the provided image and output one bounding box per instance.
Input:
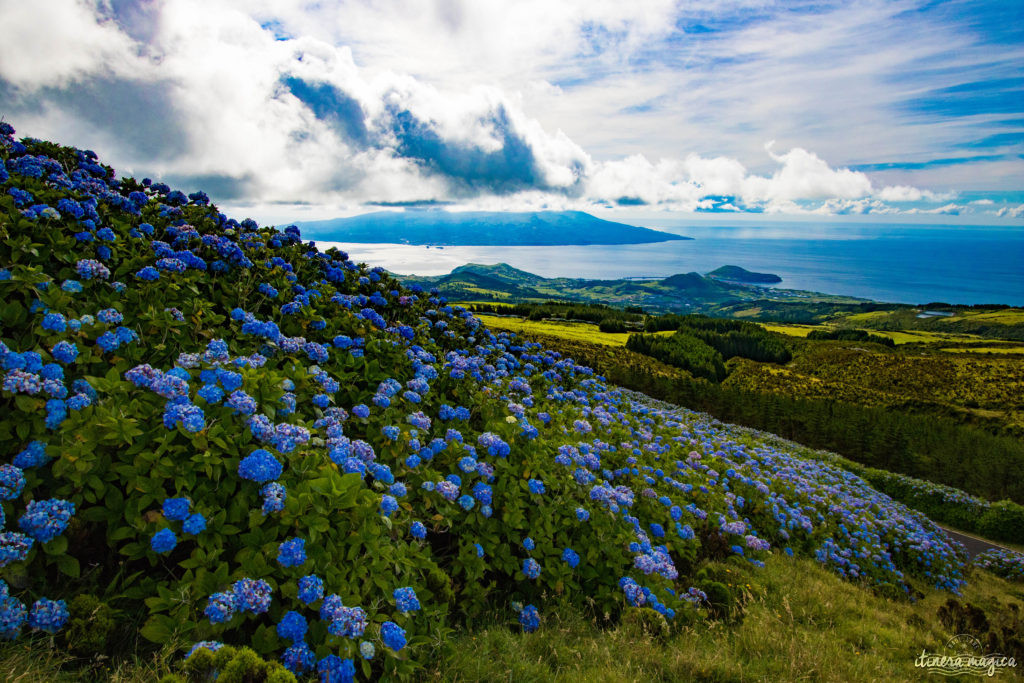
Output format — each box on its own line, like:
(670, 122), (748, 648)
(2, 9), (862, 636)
(940, 526), (1006, 559)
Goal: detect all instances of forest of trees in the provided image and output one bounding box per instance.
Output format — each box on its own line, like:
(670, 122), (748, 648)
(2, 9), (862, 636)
(806, 328), (896, 347)
(627, 314), (792, 382)
(627, 332), (728, 382)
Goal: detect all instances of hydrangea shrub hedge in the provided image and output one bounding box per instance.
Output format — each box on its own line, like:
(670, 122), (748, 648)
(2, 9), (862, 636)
(0, 124), (974, 679)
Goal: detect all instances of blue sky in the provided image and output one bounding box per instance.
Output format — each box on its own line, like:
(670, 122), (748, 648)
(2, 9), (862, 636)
(0, 0), (1021, 223)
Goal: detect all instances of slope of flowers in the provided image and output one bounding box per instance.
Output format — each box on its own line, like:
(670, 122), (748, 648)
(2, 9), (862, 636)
(0, 125), (968, 679)
(973, 548), (1024, 583)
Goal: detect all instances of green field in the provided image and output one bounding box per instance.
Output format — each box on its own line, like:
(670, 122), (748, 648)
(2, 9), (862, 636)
(759, 322), (817, 337)
(476, 314), (634, 346)
(939, 310), (1024, 324)
(476, 314), (675, 347)
(942, 346), (1024, 354)
(758, 322), (978, 345)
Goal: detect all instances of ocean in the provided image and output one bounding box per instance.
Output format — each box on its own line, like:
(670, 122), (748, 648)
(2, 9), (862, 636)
(310, 221), (1024, 305)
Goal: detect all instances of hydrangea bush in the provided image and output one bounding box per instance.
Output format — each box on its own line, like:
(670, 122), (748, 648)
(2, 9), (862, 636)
(972, 548), (1024, 583)
(0, 124), (971, 679)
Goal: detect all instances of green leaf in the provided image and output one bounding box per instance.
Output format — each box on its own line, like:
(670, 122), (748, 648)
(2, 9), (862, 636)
(139, 615), (176, 643)
(42, 536), (68, 555)
(55, 554), (80, 578)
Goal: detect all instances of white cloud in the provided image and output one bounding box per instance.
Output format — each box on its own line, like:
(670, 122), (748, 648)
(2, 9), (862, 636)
(0, 0), (139, 88)
(0, 0), (1016, 220)
(996, 204), (1024, 219)
(813, 198), (896, 215)
(877, 185), (957, 202)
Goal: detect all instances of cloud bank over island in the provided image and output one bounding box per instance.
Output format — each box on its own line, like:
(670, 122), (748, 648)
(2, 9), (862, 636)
(0, 0), (1020, 222)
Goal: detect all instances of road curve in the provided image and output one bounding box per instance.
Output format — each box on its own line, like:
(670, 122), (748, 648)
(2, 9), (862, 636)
(940, 526), (1007, 559)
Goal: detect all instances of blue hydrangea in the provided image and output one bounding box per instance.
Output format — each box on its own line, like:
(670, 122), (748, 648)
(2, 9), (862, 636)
(523, 537), (535, 551)
(276, 611), (308, 642)
(281, 641), (316, 674)
(238, 449), (282, 483)
(277, 537), (306, 567)
(150, 528), (177, 554)
(18, 499), (75, 543)
(380, 494), (398, 516)
(317, 655), (355, 682)
(297, 574), (324, 604)
(393, 587), (420, 613)
(183, 513), (206, 535)
(232, 578), (272, 613)
(204, 591), (236, 623)
(13, 441), (48, 469)
(27, 598), (68, 633)
(0, 466), (26, 501)
(261, 482), (286, 515)
(226, 390), (257, 415)
(162, 497), (190, 521)
(519, 604), (540, 632)
(51, 341), (78, 364)
(522, 558), (541, 579)
(380, 621), (407, 651)
(458, 494), (475, 510)
(528, 479), (545, 495)
(41, 313), (66, 332)
(327, 606), (368, 639)
(0, 533), (33, 568)
(562, 548), (580, 568)
(197, 384), (223, 404)
(352, 404), (370, 418)
(576, 507), (590, 522)
(410, 521), (427, 539)
(359, 641), (375, 660)
(0, 595), (26, 640)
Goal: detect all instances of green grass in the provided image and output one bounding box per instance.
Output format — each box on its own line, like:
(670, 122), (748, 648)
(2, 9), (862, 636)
(0, 640), (185, 682)
(757, 322), (979, 345)
(476, 314), (632, 346)
(939, 310), (1024, 325)
(8, 555), (1021, 682)
(426, 555), (1024, 682)
(941, 346), (1024, 355)
(476, 315), (674, 347)
(759, 322), (818, 337)
(457, 300), (518, 309)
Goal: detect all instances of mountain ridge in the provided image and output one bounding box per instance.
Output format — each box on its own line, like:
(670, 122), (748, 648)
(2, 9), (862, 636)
(298, 209), (690, 246)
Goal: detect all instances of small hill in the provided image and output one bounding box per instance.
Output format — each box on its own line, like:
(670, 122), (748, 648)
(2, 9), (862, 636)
(448, 263), (546, 286)
(661, 272), (729, 292)
(707, 265), (782, 284)
(297, 210), (690, 246)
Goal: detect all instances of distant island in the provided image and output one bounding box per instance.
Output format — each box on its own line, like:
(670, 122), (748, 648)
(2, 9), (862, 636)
(297, 210), (690, 246)
(395, 262), (863, 315)
(706, 265), (782, 284)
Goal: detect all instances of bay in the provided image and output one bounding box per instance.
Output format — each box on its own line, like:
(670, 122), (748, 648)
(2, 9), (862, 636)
(311, 221), (1024, 305)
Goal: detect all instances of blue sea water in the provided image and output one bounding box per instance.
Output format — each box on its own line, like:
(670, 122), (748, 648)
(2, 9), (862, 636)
(313, 221), (1024, 305)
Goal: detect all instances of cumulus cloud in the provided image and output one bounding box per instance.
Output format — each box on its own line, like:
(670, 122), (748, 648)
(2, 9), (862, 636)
(0, 0), (1006, 220)
(997, 204), (1024, 219)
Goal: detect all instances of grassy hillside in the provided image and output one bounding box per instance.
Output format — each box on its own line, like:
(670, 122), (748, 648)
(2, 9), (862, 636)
(2, 125), (1023, 682)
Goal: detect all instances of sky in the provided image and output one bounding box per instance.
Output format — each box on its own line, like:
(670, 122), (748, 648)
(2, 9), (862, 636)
(0, 0), (1021, 225)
